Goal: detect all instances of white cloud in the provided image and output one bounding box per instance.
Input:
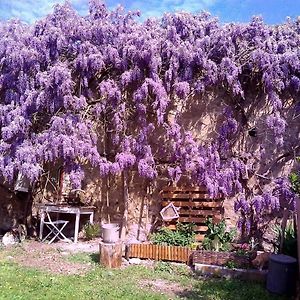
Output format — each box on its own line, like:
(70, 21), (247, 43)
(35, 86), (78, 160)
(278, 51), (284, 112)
(0, 0), (89, 24)
(0, 0), (218, 24)
(127, 0), (217, 20)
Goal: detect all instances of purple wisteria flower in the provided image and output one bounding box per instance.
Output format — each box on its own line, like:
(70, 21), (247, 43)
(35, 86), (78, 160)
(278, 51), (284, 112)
(0, 1), (298, 217)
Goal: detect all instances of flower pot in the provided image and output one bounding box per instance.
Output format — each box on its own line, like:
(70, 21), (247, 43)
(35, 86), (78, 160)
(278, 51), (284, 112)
(101, 223), (120, 243)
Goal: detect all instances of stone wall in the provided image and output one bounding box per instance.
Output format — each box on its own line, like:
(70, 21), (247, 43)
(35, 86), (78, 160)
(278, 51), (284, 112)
(0, 90), (298, 245)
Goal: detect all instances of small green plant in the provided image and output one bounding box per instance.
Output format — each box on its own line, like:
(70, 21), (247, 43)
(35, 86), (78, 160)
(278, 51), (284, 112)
(83, 222), (101, 240)
(150, 223), (195, 247)
(249, 237), (259, 251)
(273, 221), (297, 258)
(154, 261), (191, 276)
(154, 261), (173, 273)
(202, 218), (236, 251)
(224, 260), (239, 269)
(289, 171), (300, 195)
(235, 249), (247, 256)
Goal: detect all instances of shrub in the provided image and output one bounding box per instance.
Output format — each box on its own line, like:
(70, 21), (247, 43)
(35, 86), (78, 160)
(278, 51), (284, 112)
(83, 223), (100, 240)
(202, 218), (236, 251)
(150, 222), (195, 247)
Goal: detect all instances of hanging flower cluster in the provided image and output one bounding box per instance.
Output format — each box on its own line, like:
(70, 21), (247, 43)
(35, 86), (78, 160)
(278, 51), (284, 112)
(0, 1), (299, 225)
(234, 177), (298, 238)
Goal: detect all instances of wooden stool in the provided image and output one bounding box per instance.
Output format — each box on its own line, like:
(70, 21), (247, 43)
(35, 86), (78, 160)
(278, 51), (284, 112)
(99, 241), (122, 268)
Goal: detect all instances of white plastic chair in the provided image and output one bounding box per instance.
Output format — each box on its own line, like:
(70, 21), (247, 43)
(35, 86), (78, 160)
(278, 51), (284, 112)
(42, 211), (70, 244)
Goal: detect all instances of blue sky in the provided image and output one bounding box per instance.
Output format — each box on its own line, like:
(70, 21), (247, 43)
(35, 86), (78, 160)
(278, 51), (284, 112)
(0, 0), (299, 24)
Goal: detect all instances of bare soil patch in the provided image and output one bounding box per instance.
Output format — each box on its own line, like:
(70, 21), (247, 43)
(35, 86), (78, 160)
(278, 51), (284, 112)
(1, 240), (98, 275)
(140, 279), (192, 299)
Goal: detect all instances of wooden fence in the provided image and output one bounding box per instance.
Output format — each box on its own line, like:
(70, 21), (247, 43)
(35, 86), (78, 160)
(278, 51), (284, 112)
(126, 243), (191, 263)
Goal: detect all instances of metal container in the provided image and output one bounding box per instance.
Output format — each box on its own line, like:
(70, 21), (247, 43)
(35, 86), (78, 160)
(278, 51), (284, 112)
(266, 254), (297, 296)
(101, 223), (120, 243)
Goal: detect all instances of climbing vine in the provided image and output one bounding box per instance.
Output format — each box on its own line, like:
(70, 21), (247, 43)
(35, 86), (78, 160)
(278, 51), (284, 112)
(0, 1), (299, 237)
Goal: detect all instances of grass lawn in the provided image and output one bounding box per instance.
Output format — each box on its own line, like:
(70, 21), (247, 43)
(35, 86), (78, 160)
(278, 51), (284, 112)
(0, 247), (288, 300)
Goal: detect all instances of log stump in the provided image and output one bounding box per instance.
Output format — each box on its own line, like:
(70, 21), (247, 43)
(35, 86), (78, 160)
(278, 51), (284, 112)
(99, 241), (122, 268)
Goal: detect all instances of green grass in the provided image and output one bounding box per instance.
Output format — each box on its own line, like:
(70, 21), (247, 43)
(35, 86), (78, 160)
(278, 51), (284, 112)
(65, 252), (99, 264)
(0, 263), (164, 300)
(0, 252), (288, 300)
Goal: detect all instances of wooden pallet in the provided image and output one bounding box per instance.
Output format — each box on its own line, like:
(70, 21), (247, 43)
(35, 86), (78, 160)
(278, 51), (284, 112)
(160, 186), (224, 241)
(126, 243), (192, 263)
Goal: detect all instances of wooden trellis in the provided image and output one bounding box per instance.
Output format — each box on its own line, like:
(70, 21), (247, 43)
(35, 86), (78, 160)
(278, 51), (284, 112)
(160, 186), (224, 241)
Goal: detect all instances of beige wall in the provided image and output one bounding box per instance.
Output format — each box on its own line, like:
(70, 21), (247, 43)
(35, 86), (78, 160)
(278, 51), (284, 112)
(0, 90), (298, 247)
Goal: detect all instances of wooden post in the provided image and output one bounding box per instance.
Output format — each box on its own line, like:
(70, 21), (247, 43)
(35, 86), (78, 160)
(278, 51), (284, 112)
(137, 193), (145, 241)
(99, 241), (122, 268)
(106, 176), (111, 224)
(74, 212), (80, 243)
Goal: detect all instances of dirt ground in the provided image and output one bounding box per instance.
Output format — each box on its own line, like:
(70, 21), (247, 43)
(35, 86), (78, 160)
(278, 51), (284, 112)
(140, 279), (193, 299)
(0, 239), (194, 298)
(0, 239), (102, 275)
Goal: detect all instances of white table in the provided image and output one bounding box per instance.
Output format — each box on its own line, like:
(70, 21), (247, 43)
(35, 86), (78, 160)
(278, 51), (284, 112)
(39, 204), (95, 243)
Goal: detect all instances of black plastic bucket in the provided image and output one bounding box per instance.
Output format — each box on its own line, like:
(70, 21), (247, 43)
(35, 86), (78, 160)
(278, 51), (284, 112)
(266, 254), (297, 296)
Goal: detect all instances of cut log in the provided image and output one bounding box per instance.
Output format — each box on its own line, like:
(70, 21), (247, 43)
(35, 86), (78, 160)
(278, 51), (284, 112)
(99, 241), (122, 268)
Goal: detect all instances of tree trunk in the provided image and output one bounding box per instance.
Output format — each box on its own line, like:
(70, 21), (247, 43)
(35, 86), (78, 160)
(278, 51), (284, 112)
(279, 208), (289, 253)
(120, 170), (129, 240)
(99, 241), (122, 268)
(16, 191), (34, 235)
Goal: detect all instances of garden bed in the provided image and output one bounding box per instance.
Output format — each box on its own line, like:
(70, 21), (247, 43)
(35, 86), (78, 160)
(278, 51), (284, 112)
(192, 250), (255, 269)
(126, 243), (192, 263)
(192, 250), (267, 283)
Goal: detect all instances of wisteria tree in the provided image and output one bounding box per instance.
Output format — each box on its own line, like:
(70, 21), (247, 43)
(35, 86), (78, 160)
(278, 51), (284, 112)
(0, 1), (299, 239)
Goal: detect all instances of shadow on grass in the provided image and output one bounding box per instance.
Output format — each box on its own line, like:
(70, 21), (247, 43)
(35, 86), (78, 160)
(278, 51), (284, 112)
(89, 253), (99, 263)
(175, 278), (289, 300)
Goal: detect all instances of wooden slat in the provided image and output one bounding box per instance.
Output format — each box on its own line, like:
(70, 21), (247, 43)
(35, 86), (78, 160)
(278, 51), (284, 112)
(175, 214), (221, 224)
(179, 209), (221, 216)
(179, 209), (220, 216)
(168, 246), (171, 261)
(166, 224), (208, 231)
(162, 193), (223, 200)
(162, 193), (210, 199)
(178, 216), (206, 223)
(161, 186), (207, 192)
(145, 244), (149, 259)
(195, 234), (205, 241)
(162, 201), (222, 208)
(149, 243), (152, 259)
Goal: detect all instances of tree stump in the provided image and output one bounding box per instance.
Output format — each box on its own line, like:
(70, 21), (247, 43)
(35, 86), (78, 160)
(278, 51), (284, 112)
(99, 241), (122, 268)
